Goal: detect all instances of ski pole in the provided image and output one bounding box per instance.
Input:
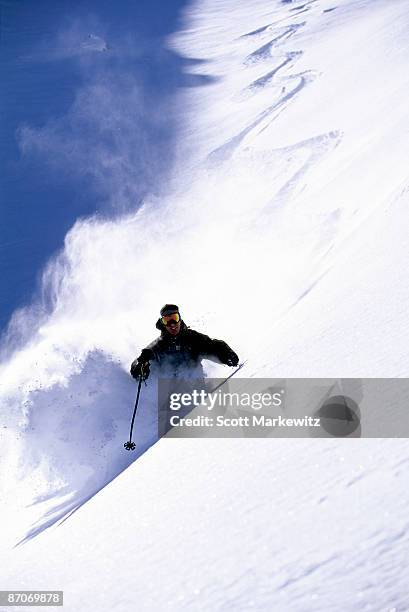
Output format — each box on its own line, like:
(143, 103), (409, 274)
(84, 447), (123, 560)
(124, 364), (146, 451)
(207, 361), (247, 394)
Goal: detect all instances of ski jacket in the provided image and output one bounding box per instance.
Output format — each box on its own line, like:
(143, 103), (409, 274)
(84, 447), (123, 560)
(136, 319), (238, 377)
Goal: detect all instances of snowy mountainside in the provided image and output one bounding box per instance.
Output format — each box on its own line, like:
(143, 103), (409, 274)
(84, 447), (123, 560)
(2, 438), (409, 611)
(1, 1), (409, 609)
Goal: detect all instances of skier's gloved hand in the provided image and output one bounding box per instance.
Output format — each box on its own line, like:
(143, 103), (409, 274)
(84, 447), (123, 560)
(130, 359), (150, 381)
(224, 350), (239, 367)
(130, 348), (154, 380)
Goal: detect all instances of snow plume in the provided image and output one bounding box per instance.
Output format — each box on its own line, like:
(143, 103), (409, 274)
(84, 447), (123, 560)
(2, 0), (409, 543)
(17, 77), (169, 213)
(17, 14), (182, 214)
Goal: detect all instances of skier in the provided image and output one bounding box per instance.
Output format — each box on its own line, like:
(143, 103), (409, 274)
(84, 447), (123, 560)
(130, 304), (239, 381)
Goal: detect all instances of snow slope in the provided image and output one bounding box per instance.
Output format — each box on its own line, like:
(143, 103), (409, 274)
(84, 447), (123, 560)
(1, 0), (409, 609)
(3, 439), (409, 611)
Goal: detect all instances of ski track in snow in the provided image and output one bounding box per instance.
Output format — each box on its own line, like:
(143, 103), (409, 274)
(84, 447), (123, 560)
(209, 18), (318, 162)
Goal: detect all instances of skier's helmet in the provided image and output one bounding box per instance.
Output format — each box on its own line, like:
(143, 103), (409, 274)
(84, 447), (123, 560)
(160, 304), (179, 317)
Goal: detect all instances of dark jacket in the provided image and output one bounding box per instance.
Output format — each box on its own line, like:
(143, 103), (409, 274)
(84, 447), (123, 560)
(136, 319), (238, 378)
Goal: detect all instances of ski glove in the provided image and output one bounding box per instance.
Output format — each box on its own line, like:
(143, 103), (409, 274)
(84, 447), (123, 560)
(130, 359), (150, 381)
(224, 350), (239, 368)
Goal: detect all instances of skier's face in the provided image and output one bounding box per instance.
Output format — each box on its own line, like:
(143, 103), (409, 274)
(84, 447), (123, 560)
(162, 312), (181, 336)
(166, 319), (181, 336)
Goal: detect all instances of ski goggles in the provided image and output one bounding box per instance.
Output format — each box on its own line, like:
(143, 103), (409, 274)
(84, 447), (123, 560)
(161, 313), (180, 326)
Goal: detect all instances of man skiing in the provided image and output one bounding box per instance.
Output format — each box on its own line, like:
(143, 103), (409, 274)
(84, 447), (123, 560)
(130, 304), (239, 381)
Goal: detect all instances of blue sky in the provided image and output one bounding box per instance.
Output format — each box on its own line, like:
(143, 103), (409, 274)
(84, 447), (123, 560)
(1, 0), (193, 333)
